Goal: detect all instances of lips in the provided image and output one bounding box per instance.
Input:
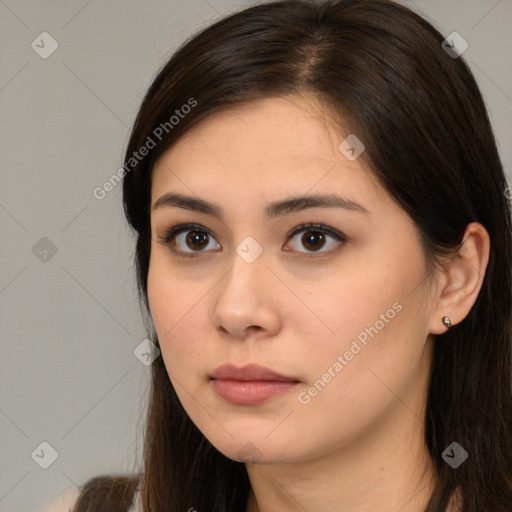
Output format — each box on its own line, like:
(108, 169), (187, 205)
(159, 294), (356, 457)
(211, 363), (298, 381)
(210, 363), (300, 405)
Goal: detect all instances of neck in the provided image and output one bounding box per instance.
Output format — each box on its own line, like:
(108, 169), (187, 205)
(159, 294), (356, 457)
(245, 407), (438, 512)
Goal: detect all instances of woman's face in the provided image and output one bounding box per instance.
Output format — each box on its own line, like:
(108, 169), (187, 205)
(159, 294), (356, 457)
(147, 95), (438, 464)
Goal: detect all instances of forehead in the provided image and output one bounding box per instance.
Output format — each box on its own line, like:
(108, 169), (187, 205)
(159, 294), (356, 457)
(150, 95), (387, 212)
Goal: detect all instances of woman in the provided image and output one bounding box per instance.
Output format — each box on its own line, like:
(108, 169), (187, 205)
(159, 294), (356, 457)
(71, 0), (512, 510)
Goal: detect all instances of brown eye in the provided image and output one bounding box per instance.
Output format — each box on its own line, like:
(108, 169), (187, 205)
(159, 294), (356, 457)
(173, 229), (220, 253)
(301, 231), (326, 251)
(158, 223), (221, 255)
(285, 223), (346, 254)
(184, 230), (211, 251)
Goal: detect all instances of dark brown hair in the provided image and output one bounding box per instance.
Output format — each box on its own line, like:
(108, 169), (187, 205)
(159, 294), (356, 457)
(72, 475), (140, 511)
(73, 1), (512, 510)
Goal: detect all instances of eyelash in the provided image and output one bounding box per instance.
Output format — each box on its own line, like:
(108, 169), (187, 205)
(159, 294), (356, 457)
(157, 222), (347, 258)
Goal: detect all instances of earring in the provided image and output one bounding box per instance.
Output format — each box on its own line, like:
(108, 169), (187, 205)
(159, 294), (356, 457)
(442, 316), (452, 329)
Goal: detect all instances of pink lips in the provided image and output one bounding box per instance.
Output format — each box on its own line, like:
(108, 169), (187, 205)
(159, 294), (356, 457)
(211, 363), (300, 405)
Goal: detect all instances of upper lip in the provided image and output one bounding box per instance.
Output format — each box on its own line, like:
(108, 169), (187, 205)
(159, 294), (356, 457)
(211, 363), (299, 382)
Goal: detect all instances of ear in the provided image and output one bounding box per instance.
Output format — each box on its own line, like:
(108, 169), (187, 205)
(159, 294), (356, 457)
(429, 222), (490, 335)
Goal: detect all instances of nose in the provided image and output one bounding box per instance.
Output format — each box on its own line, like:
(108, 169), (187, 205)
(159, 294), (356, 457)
(211, 251), (281, 341)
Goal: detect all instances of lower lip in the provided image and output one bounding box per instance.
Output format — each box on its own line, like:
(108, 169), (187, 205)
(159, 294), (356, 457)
(212, 379), (298, 405)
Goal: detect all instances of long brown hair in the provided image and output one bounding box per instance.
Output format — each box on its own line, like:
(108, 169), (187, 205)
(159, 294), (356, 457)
(73, 1), (512, 510)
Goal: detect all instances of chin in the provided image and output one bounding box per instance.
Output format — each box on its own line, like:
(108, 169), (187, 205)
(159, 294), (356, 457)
(209, 434), (299, 466)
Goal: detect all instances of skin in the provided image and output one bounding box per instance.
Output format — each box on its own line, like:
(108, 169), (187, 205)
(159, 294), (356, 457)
(147, 95), (489, 512)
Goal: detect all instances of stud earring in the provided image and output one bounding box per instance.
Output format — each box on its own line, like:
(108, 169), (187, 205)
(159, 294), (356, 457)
(442, 316), (452, 329)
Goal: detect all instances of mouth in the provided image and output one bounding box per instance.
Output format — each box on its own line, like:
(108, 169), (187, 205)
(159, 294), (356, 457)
(210, 363), (301, 405)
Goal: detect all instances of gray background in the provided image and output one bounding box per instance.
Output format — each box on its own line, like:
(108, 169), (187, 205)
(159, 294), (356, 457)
(1, 1), (511, 510)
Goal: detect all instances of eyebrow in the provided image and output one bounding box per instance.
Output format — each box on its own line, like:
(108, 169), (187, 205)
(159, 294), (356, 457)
(153, 192), (370, 219)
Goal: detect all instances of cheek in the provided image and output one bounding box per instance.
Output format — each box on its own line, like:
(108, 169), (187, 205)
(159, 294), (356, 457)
(295, 256), (405, 344)
(147, 263), (200, 366)
(288, 280), (430, 454)
(296, 245), (430, 392)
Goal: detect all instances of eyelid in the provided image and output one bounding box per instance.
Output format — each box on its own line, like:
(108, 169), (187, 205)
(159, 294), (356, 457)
(286, 223), (346, 243)
(157, 222), (346, 256)
(157, 222), (214, 244)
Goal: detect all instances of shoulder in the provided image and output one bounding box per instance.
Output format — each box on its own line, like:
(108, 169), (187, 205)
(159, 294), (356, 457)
(44, 474), (140, 512)
(40, 490), (79, 512)
(127, 487), (142, 512)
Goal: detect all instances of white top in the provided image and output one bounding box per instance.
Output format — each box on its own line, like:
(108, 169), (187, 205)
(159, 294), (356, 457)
(127, 487), (142, 512)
